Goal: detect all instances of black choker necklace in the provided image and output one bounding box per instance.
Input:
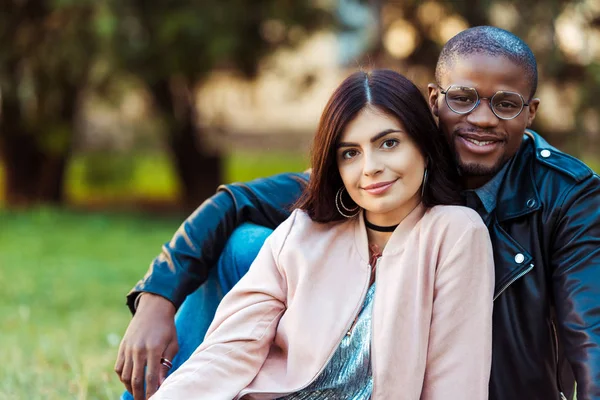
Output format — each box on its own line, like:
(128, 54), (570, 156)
(364, 215), (399, 232)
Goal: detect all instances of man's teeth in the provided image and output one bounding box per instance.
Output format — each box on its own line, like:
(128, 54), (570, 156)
(466, 138), (494, 146)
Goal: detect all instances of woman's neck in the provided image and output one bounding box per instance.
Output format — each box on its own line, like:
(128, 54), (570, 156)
(363, 195), (421, 250)
(364, 194), (420, 228)
(366, 228), (393, 251)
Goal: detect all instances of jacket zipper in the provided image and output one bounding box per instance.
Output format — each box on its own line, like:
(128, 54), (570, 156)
(236, 267), (371, 398)
(493, 263), (534, 301)
(550, 320), (567, 400)
(370, 257), (381, 398)
(495, 264), (566, 398)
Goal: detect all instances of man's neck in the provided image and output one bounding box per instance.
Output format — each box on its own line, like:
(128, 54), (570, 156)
(463, 175), (494, 190)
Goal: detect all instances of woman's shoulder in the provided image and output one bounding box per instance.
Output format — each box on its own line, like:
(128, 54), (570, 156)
(265, 209), (354, 268)
(287, 209), (353, 237)
(273, 209), (351, 245)
(419, 206), (491, 261)
(422, 205), (486, 233)
(282, 208), (325, 230)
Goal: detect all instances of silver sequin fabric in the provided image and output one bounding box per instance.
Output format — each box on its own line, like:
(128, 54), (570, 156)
(277, 283), (376, 400)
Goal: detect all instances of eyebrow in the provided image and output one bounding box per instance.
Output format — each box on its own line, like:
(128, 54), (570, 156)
(337, 129), (403, 149)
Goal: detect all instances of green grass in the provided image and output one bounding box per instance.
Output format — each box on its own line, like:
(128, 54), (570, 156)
(65, 151), (308, 205)
(0, 151), (308, 399)
(66, 153), (181, 204)
(225, 150), (309, 184)
(0, 209), (182, 399)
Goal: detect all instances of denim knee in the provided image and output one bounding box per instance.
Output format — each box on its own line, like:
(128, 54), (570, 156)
(217, 223), (273, 293)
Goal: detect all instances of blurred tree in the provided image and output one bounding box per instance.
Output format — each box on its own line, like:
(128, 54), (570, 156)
(2, 0), (596, 208)
(0, 0), (332, 209)
(372, 0), (600, 155)
(0, 0), (97, 205)
(108, 0), (332, 210)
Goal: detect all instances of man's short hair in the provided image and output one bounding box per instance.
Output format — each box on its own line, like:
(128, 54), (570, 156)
(435, 26), (538, 99)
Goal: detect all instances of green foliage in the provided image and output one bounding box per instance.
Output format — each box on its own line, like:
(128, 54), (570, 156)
(79, 153), (136, 190)
(0, 0), (332, 127)
(65, 151), (308, 204)
(583, 157), (600, 174)
(105, 0), (333, 84)
(0, 1), (97, 98)
(0, 0), (334, 205)
(225, 150), (309, 183)
(67, 152), (180, 203)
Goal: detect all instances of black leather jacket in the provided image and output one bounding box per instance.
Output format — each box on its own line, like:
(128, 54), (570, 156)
(128, 131), (600, 400)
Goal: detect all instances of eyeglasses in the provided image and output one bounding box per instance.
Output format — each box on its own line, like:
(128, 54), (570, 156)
(437, 84), (529, 120)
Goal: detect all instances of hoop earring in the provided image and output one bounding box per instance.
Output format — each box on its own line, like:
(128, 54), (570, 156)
(336, 187), (359, 218)
(421, 168), (429, 199)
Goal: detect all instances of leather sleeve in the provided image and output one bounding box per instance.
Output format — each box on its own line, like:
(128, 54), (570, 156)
(551, 174), (600, 400)
(126, 172), (309, 314)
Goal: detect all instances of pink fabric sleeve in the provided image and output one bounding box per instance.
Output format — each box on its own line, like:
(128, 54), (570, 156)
(421, 219), (495, 400)
(151, 212), (297, 400)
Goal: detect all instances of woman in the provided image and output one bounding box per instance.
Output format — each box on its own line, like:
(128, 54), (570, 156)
(151, 70), (495, 399)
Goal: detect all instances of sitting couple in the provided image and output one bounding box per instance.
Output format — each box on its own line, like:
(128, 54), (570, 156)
(115, 26), (600, 400)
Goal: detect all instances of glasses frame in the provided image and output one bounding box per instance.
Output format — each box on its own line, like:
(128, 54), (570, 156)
(437, 84), (529, 120)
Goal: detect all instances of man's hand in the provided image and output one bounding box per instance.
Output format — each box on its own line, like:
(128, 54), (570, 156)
(115, 293), (178, 400)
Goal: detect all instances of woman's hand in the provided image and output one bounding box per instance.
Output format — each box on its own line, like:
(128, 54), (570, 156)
(115, 293), (178, 400)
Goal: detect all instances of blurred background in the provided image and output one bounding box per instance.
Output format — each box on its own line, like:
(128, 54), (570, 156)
(0, 0), (598, 398)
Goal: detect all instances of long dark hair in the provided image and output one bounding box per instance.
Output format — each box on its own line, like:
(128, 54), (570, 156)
(296, 69), (462, 223)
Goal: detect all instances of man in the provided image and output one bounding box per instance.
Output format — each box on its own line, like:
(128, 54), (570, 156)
(115, 26), (600, 400)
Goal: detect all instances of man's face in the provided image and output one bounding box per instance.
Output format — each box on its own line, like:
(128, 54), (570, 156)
(428, 54), (540, 188)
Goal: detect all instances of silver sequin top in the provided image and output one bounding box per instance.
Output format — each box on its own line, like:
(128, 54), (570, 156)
(278, 283), (376, 399)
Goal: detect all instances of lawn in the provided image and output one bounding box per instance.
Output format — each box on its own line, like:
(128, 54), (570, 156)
(0, 151), (309, 399)
(65, 151), (309, 206)
(0, 209), (182, 399)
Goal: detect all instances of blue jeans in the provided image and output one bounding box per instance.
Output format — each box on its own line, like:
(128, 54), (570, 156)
(121, 223), (273, 400)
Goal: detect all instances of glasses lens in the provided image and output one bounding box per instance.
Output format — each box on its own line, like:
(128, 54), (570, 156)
(445, 86), (478, 114)
(491, 91), (524, 119)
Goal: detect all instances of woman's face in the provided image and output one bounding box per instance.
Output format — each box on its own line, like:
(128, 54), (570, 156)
(337, 107), (426, 226)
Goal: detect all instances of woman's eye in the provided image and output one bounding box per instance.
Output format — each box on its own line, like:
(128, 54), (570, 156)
(382, 139), (399, 149)
(342, 149), (358, 159)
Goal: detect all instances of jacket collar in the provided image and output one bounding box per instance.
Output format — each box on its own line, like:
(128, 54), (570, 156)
(354, 203), (426, 262)
(495, 130), (542, 222)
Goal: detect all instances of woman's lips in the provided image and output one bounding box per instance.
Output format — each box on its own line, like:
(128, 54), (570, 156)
(362, 180), (397, 195)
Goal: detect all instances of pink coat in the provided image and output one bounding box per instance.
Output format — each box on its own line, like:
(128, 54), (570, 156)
(152, 204), (495, 399)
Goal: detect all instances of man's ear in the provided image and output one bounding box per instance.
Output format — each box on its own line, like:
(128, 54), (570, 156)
(526, 98), (540, 128)
(427, 83), (440, 117)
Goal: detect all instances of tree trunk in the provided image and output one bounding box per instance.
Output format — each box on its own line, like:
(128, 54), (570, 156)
(170, 122), (222, 213)
(149, 77), (223, 212)
(0, 100), (69, 206)
(0, 84), (76, 207)
(0, 133), (68, 206)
